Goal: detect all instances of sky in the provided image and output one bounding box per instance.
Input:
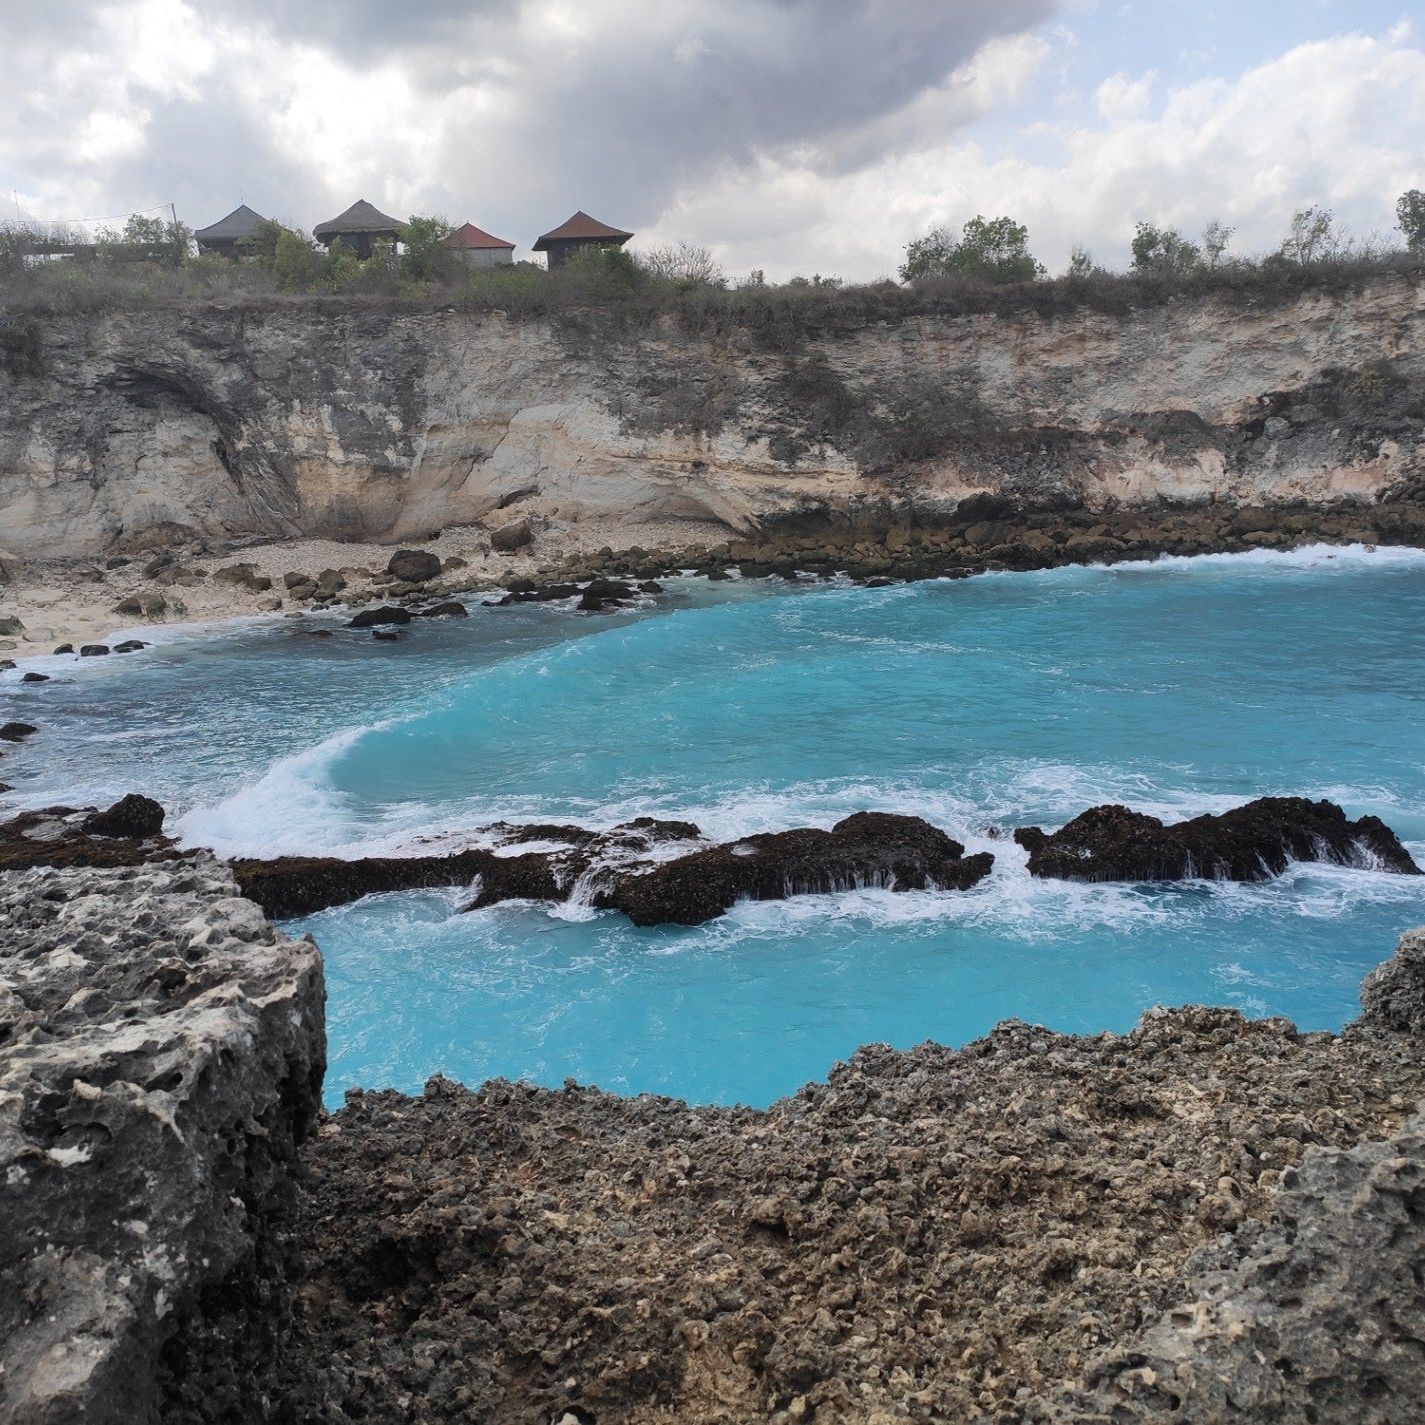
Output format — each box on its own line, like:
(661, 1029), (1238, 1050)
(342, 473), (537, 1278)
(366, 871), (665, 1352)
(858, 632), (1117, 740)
(1, 0), (1422, 281)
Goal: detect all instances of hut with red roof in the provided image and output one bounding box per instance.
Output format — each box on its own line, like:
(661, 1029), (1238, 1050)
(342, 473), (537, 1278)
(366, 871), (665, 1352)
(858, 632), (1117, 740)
(443, 221), (517, 268)
(532, 211), (633, 270)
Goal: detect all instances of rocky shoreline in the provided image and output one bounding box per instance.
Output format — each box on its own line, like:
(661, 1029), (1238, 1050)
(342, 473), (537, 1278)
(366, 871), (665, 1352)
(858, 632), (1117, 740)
(2, 849), (1423, 1423)
(3, 494), (1425, 670)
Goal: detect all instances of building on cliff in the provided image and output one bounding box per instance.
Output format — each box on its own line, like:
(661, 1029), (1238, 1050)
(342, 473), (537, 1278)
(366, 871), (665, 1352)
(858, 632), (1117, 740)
(444, 221), (516, 267)
(532, 210), (634, 269)
(192, 204), (272, 258)
(313, 199), (405, 259)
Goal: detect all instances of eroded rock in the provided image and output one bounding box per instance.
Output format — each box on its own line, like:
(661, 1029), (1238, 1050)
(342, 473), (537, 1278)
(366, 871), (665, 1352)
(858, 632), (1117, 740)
(1015, 797), (1420, 882)
(0, 858), (324, 1425)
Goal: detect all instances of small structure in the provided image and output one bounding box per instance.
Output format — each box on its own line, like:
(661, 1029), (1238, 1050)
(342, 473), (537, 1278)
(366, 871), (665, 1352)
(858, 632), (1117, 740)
(313, 199), (404, 259)
(532, 211), (633, 270)
(193, 204), (271, 258)
(444, 221), (516, 268)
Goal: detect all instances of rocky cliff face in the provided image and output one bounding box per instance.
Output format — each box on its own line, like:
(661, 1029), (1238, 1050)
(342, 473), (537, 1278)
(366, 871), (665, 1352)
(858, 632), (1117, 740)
(0, 858), (324, 1425)
(2, 278), (1422, 558)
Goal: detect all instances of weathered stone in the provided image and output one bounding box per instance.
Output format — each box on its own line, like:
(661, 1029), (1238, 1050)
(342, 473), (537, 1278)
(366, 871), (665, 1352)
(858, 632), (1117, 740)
(82, 793), (165, 840)
(490, 519), (534, 553)
(0, 859), (324, 1425)
(385, 549), (442, 583)
(1015, 797), (1420, 883)
(347, 605), (412, 629)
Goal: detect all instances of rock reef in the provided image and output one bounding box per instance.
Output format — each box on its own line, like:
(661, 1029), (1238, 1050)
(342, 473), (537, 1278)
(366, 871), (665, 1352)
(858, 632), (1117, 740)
(1014, 796), (1422, 882)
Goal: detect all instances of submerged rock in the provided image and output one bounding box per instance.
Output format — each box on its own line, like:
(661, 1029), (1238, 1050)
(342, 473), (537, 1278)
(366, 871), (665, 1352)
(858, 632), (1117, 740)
(1014, 797), (1421, 882)
(0, 721), (37, 741)
(602, 812), (995, 926)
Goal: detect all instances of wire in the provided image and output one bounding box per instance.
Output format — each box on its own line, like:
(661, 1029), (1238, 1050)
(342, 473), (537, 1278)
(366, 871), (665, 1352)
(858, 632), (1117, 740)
(7, 202), (174, 225)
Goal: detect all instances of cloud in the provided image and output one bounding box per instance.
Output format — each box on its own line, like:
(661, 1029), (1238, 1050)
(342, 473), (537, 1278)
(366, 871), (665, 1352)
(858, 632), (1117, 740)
(648, 26), (1425, 279)
(0, 0), (1054, 246)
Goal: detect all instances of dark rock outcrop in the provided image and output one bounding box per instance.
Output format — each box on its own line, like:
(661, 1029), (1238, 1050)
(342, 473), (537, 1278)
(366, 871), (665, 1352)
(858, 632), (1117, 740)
(347, 605), (412, 629)
(82, 793), (165, 840)
(603, 811), (994, 926)
(0, 858), (324, 1425)
(0, 721), (37, 742)
(1014, 797), (1421, 882)
(416, 600), (469, 618)
(385, 549), (441, 583)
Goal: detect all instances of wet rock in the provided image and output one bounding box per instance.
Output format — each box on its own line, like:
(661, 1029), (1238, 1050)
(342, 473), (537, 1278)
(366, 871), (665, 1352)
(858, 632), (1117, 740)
(348, 605), (413, 629)
(604, 812), (994, 926)
(78, 644), (109, 656)
(0, 658), (13, 671)
(232, 849), (497, 919)
(0, 801), (177, 873)
(82, 793), (165, 839)
(490, 519), (534, 552)
(639, 580), (664, 593)
(0, 858), (323, 1425)
(53, 643), (73, 654)
(584, 578), (633, 600)
(385, 549), (442, 583)
(21, 671), (48, 683)
(371, 628), (402, 641)
(0, 721), (37, 741)
(113, 639), (147, 653)
(1015, 797), (1420, 882)
(416, 601), (469, 618)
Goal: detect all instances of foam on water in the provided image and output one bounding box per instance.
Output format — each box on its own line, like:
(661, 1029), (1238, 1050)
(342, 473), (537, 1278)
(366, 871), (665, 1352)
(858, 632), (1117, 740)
(6, 548), (1425, 1106)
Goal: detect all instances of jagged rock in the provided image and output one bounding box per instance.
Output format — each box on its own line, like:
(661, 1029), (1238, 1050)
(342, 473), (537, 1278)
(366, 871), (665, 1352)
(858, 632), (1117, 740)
(0, 803), (177, 873)
(0, 859), (324, 1425)
(1359, 926), (1425, 1033)
(603, 812), (994, 926)
(385, 549), (442, 583)
(347, 605), (412, 629)
(1015, 797), (1420, 882)
(82, 793), (165, 839)
(0, 721), (37, 741)
(231, 849), (496, 919)
(490, 519), (534, 552)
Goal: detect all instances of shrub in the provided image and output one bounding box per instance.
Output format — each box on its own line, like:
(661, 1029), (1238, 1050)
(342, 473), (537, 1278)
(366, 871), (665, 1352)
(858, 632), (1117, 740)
(901, 216), (1044, 284)
(400, 215), (458, 284)
(638, 241), (726, 288)
(1130, 223), (1202, 276)
(274, 229), (326, 291)
(1396, 190), (1425, 253)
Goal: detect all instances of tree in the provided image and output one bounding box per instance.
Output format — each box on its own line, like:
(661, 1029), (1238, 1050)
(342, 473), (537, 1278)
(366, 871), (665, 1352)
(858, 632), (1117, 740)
(1130, 222), (1202, 276)
(638, 240), (726, 287)
(250, 218), (287, 268)
(1201, 220), (1233, 269)
(399, 215), (455, 282)
(900, 216), (1043, 284)
(1279, 206), (1341, 264)
(1065, 245), (1096, 278)
(1396, 189), (1425, 253)
(273, 228), (325, 290)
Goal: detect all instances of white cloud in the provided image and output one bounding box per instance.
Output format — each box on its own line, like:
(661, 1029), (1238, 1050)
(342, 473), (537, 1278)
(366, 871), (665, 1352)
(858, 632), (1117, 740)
(1093, 70), (1155, 119)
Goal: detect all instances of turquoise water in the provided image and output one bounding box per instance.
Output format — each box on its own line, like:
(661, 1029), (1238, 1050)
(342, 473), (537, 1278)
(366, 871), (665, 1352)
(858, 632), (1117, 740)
(4, 546), (1425, 1107)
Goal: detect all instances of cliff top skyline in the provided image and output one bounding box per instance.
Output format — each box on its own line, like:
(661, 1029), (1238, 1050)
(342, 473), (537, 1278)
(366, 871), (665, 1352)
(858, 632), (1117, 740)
(2, 0), (1421, 282)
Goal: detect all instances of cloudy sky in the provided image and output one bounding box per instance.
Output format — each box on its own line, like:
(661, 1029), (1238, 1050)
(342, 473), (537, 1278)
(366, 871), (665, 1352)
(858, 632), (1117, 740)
(2, 0), (1422, 280)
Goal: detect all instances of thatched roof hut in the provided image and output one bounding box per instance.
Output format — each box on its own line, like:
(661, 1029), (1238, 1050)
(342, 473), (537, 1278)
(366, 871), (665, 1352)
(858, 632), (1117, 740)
(532, 211), (633, 270)
(193, 204), (270, 257)
(313, 200), (404, 259)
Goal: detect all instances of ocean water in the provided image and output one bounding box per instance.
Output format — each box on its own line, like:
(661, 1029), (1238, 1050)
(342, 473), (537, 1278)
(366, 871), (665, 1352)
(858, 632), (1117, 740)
(4, 546), (1425, 1108)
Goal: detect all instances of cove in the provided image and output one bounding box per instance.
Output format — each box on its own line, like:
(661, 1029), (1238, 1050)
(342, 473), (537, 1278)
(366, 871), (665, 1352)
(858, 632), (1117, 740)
(6, 546), (1425, 1109)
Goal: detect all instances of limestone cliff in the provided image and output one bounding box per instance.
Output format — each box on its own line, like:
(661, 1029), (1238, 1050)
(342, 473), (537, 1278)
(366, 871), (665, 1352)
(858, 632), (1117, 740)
(1, 278), (1422, 559)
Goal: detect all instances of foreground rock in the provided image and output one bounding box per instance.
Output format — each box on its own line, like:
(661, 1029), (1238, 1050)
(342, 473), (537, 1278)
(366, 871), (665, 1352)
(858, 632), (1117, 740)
(1015, 796), (1421, 882)
(0, 858), (324, 1425)
(0, 797), (177, 873)
(269, 929), (1425, 1425)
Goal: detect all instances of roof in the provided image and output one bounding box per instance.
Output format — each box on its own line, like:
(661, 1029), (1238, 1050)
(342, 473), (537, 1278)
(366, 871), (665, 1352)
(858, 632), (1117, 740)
(444, 221), (515, 251)
(193, 204), (269, 243)
(532, 210), (634, 251)
(313, 199), (405, 237)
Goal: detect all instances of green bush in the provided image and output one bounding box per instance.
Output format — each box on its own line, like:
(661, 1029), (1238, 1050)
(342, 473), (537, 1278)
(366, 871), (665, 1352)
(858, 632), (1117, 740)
(901, 216), (1044, 284)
